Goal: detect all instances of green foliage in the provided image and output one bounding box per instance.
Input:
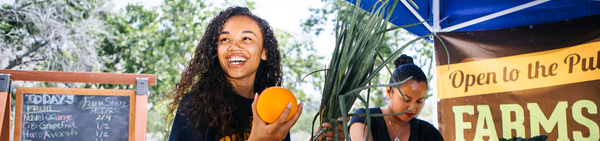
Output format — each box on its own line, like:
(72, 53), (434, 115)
(275, 29), (324, 102)
(274, 28), (326, 137)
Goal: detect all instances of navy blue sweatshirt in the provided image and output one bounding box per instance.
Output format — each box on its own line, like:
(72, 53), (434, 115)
(169, 93), (291, 141)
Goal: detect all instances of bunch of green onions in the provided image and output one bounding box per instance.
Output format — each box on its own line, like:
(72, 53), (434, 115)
(307, 0), (432, 140)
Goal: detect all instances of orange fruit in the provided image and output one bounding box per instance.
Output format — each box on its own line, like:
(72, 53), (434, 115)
(256, 87), (298, 123)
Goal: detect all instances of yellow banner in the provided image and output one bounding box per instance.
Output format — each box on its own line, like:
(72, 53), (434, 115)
(437, 41), (600, 99)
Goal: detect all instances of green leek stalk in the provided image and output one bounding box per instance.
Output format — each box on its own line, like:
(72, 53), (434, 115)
(308, 0), (431, 140)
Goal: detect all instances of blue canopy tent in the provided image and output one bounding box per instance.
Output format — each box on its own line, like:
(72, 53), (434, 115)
(345, 0), (600, 38)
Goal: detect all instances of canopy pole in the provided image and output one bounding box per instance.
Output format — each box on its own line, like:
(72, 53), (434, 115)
(432, 0), (440, 33)
(441, 0), (549, 32)
(400, 0), (433, 32)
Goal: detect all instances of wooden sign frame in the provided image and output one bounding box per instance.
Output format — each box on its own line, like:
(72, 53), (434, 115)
(14, 87), (142, 141)
(0, 70), (154, 141)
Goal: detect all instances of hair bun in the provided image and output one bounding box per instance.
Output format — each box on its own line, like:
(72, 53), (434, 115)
(394, 54), (414, 68)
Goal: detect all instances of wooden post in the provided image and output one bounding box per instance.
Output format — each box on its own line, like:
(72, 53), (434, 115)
(0, 73), (10, 141)
(134, 94), (148, 141)
(134, 78), (148, 141)
(0, 92), (9, 141)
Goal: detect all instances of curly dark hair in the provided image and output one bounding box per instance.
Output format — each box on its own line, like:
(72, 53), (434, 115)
(166, 7), (282, 140)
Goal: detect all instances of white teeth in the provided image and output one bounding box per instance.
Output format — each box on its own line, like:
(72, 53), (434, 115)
(228, 57), (247, 65)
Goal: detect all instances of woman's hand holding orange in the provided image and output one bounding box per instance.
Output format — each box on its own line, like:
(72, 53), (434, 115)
(248, 93), (304, 141)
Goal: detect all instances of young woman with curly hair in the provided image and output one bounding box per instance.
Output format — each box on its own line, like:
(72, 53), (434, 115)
(166, 7), (303, 141)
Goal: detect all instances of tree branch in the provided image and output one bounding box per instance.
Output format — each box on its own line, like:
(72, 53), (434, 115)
(0, 18), (27, 23)
(0, 0), (51, 18)
(15, 0), (51, 11)
(13, 57), (47, 67)
(4, 39), (50, 69)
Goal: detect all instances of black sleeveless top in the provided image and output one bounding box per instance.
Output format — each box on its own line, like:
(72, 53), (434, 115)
(349, 107), (444, 141)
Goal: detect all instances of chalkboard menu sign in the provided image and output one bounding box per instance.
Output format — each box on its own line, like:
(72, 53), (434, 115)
(15, 88), (137, 141)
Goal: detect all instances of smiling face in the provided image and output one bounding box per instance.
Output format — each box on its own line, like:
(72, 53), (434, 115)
(218, 15), (267, 83)
(386, 80), (428, 122)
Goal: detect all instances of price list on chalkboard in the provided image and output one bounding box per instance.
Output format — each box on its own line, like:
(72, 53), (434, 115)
(20, 93), (130, 141)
